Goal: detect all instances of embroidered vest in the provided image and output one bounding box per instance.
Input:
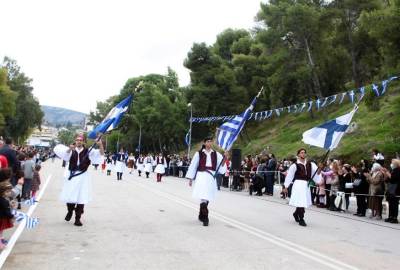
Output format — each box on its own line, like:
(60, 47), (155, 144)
(198, 150), (217, 171)
(157, 157), (163, 164)
(69, 148), (91, 172)
(294, 162), (312, 181)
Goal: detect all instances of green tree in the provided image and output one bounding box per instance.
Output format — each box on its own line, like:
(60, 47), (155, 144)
(1, 57), (43, 141)
(0, 68), (17, 133)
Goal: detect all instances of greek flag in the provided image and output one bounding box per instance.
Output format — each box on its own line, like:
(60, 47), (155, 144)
(217, 87), (263, 151)
(26, 217), (39, 229)
(185, 131), (190, 146)
(24, 197), (37, 206)
(14, 211), (26, 222)
(88, 95), (133, 139)
(302, 106), (358, 150)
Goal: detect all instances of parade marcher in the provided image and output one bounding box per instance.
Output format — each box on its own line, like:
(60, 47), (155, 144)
(54, 134), (104, 226)
(186, 136), (226, 226)
(283, 148), (322, 226)
(136, 155), (145, 177)
(144, 154), (154, 179)
(105, 155), (113, 176)
(101, 156), (106, 173)
(154, 153), (167, 182)
(127, 153), (136, 174)
(114, 148), (127, 181)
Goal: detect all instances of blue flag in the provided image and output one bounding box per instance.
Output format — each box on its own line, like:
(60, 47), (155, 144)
(88, 95), (133, 139)
(217, 88), (263, 151)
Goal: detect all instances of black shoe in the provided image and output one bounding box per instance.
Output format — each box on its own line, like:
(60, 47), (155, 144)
(74, 220), (83, 226)
(203, 218), (209, 226)
(298, 219), (307, 226)
(389, 219), (399, 224)
(293, 213), (300, 223)
(65, 212), (73, 221)
(353, 213), (360, 216)
(384, 218), (392, 222)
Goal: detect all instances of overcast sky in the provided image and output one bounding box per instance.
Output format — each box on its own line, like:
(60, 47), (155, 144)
(1, 0), (263, 114)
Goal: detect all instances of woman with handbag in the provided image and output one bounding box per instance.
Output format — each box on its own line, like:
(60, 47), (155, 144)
(381, 159), (400, 224)
(365, 163), (385, 220)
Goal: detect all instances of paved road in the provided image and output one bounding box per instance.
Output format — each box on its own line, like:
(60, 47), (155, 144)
(2, 160), (399, 270)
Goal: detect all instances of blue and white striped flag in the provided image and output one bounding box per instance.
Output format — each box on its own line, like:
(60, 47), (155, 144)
(13, 211), (26, 222)
(26, 217), (39, 229)
(24, 197), (37, 206)
(217, 87), (263, 151)
(88, 95), (133, 139)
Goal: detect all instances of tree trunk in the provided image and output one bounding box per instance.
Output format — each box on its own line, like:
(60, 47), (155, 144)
(346, 10), (362, 88)
(304, 37), (323, 98)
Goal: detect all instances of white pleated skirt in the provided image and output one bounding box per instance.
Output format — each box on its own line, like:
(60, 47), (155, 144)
(192, 171), (218, 202)
(289, 180), (312, 208)
(60, 170), (92, 204)
(154, 164), (165, 174)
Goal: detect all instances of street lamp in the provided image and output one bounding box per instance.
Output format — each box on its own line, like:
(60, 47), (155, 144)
(187, 103), (193, 159)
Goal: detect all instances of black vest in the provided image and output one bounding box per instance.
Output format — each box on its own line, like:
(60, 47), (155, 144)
(69, 148), (91, 172)
(294, 162), (312, 180)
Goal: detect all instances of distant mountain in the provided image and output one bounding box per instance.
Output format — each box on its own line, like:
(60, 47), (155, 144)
(41, 105), (87, 127)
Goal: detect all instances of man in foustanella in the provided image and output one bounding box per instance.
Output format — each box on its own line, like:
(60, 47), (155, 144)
(54, 134), (104, 226)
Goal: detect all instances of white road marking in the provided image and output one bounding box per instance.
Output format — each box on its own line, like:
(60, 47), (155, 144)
(133, 181), (359, 270)
(0, 174), (52, 268)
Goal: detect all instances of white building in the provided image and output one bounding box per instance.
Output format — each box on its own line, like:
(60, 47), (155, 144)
(26, 125), (58, 148)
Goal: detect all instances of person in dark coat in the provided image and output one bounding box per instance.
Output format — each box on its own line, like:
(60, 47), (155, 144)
(381, 159), (400, 223)
(351, 164), (369, 216)
(0, 138), (19, 185)
(265, 154), (277, 196)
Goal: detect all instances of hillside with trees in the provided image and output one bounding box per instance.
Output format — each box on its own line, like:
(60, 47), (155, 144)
(88, 0), (400, 161)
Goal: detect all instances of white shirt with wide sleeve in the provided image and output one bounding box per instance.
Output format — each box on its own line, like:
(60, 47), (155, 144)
(186, 149), (226, 202)
(53, 144), (102, 204)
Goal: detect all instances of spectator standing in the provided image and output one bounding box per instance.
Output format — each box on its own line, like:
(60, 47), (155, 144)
(31, 164), (41, 198)
(365, 163), (385, 220)
(381, 159), (400, 223)
(265, 154), (277, 196)
(0, 181), (15, 250)
(372, 149), (385, 166)
(22, 152), (35, 199)
(351, 164), (369, 217)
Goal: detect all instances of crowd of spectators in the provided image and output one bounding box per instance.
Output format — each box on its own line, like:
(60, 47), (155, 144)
(0, 137), (47, 249)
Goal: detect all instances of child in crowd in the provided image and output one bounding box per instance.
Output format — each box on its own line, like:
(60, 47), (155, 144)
(31, 164), (41, 198)
(0, 181), (15, 249)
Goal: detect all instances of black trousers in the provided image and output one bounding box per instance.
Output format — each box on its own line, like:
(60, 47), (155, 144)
(294, 207), (305, 219)
(388, 197), (399, 219)
(265, 174), (274, 195)
(356, 195), (367, 215)
(325, 184), (331, 208)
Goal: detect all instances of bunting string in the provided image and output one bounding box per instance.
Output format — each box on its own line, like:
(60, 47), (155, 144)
(190, 76), (398, 123)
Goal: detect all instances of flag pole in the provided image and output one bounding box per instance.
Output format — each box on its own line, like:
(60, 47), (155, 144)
(308, 149), (330, 183)
(212, 86), (265, 179)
